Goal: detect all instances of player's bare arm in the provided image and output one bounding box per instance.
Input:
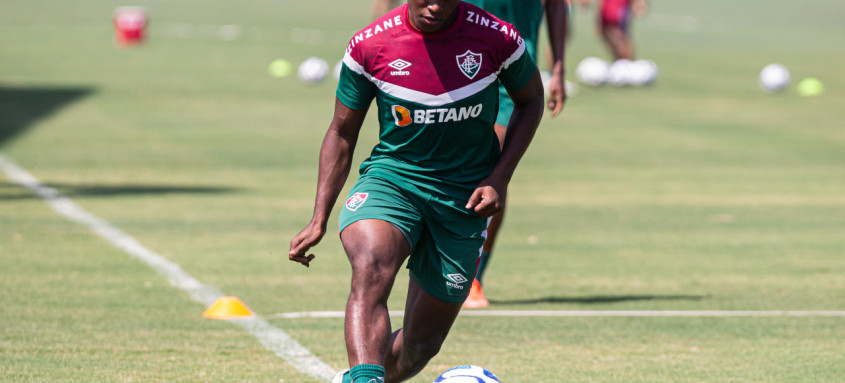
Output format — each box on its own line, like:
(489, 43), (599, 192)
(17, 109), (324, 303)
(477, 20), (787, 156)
(289, 99), (367, 267)
(467, 70), (545, 217)
(545, 0), (568, 115)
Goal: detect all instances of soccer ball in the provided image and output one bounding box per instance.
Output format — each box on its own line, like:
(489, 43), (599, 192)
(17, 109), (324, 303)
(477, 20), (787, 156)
(628, 59), (658, 86)
(540, 72), (579, 98)
(606, 59), (634, 87)
(434, 365), (501, 383)
(297, 57), (329, 84)
(758, 63), (790, 92)
(333, 59), (344, 81)
(575, 56), (610, 87)
(565, 80), (579, 97)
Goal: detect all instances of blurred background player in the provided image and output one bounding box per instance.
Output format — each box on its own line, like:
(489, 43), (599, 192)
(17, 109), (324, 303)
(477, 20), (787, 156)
(578, 0), (647, 60)
(370, 0), (569, 310)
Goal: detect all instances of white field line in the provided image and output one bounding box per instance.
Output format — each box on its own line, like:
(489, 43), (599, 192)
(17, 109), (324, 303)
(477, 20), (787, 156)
(269, 310), (845, 319)
(0, 154), (335, 383)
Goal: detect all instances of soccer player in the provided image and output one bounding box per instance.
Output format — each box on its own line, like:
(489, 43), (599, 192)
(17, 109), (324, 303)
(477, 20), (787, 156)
(371, 0), (569, 310)
(461, 0), (568, 309)
(288, 1), (545, 382)
(579, 0), (647, 60)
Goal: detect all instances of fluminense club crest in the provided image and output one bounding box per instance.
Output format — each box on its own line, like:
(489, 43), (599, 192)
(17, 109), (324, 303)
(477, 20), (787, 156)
(345, 192), (369, 211)
(455, 50), (482, 80)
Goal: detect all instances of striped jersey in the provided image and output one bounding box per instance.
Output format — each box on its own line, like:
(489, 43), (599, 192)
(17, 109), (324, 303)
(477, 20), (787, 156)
(336, 2), (536, 192)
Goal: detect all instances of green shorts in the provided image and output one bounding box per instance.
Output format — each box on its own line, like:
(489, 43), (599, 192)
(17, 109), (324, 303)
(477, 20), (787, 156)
(338, 173), (487, 305)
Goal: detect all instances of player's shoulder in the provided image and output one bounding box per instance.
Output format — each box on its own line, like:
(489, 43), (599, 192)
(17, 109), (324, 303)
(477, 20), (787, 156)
(459, 2), (523, 45)
(345, 5), (407, 56)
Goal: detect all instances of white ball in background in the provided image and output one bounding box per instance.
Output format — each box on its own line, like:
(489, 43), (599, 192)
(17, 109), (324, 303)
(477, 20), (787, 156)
(297, 57), (329, 84)
(540, 70), (552, 91)
(758, 63), (790, 92)
(575, 56), (610, 87)
(541, 72), (578, 98)
(646, 60), (659, 84)
(565, 80), (579, 97)
(333, 59), (344, 81)
(607, 59), (634, 87)
(629, 59), (658, 86)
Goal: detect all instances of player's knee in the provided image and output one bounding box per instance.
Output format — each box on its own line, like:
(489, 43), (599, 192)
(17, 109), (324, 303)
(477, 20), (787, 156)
(403, 336), (444, 367)
(348, 257), (397, 299)
(350, 269), (392, 293)
(350, 255), (395, 280)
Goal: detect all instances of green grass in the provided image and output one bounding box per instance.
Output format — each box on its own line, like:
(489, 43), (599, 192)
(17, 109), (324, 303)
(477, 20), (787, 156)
(1, 0), (844, 382)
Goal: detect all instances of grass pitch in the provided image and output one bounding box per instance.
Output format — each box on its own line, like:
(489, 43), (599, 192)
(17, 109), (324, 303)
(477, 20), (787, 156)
(1, 0), (844, 382)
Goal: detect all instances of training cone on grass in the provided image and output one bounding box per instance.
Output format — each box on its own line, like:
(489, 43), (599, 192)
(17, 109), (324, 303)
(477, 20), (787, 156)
(202, 296), (255, 320)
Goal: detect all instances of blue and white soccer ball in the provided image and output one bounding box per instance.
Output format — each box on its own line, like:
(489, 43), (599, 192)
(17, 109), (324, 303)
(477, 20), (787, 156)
(434, 365), (501, 383)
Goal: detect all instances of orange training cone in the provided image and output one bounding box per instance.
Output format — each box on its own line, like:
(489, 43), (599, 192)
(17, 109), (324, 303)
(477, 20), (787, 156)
(203, 296), (255, 319)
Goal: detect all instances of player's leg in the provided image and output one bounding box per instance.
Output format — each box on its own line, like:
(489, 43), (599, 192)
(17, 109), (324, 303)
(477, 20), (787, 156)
(339, 219), (411, 382)
(481, 121), (508, 273)
(386, 191), (486, 379)
(599, 0), (633, 60)
(464, 121), (507, 309)
(478, 203), (504, 283)
(601, 23), (632, 60)
(383, 279), (462, 382)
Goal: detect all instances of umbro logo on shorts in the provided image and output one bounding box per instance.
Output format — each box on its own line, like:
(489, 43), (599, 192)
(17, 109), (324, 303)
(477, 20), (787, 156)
(345, 192), (369, 211)
(447, 273), (468, 284)
(446, 273), (468, 290)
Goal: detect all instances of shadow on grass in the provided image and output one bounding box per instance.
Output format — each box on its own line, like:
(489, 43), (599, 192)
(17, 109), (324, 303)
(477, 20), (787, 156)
(0, 181), (239, 200)
(0, 85), (95, 146)
(490, 294), (709, 305)
(0, 85), (242, 199)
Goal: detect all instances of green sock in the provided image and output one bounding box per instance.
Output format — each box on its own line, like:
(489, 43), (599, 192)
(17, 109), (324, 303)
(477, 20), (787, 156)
(476, 251), (491, 285)
(349, 364), (385, 383)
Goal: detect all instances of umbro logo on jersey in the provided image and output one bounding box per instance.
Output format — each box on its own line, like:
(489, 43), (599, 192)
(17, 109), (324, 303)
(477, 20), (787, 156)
(456, 50), (482, 80)
(388, 59), (411, 76)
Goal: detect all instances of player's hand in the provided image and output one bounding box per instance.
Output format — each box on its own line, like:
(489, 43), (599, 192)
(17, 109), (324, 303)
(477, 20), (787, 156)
(288, 222), (325, 268)
(547, 72), (566, 116)
(466, 184), (505, 218)
(632, 0), (648, 17)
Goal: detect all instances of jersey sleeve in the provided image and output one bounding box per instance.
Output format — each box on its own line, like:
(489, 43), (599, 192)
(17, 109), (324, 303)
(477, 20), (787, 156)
(336, 52), (376, 110)
(496, 33), (537, 94)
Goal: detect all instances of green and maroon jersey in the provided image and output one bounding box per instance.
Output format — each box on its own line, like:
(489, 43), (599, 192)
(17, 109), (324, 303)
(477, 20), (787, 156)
(336, 2), (536, 192)
(463, 0), (543, 60)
